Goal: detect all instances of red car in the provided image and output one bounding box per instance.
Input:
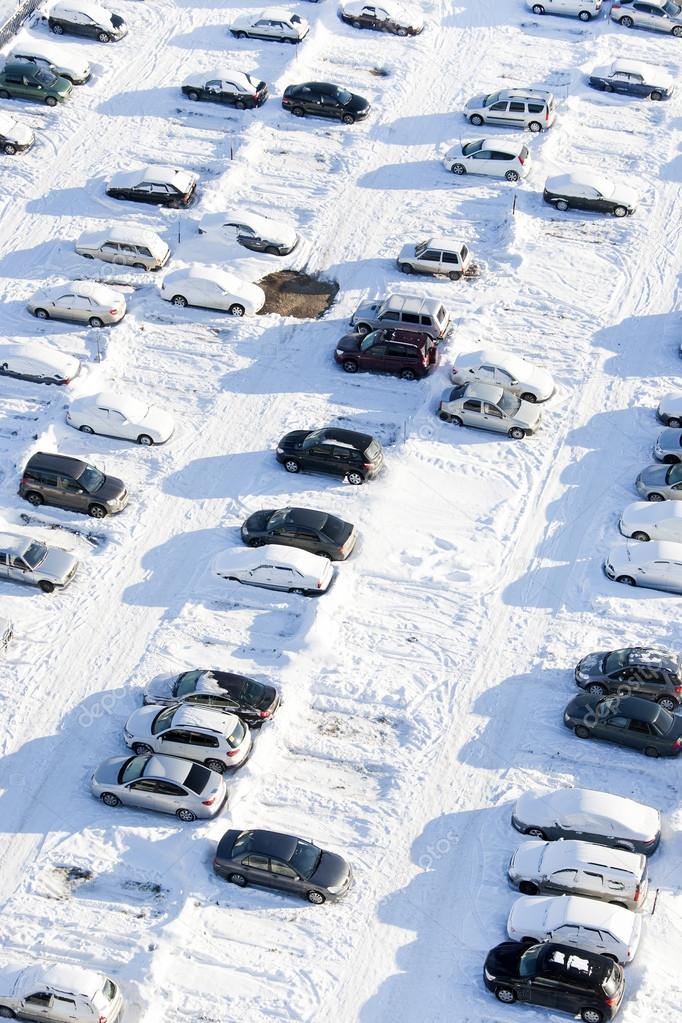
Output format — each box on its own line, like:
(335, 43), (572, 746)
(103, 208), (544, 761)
(334, 328), (439, 380)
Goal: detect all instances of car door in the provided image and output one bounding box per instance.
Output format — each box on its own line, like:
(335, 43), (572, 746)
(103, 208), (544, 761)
(505, 100), (527, 126)
(545, 867), (579, 894)
(57, 474), (85, 511)
(19, 991), (58, 1020)
(303, 442), (336, 475)
(7, 554), (35, 585)
(526, 976), (562, 1010)
(486, 100), (510, 124)
(551, 923), (581, 948)
(240, 853), (274, 888)
(125, 777), (167, 811)
(414, 247), (442, 274)
(250, 17), (273, 36)
(245, 564), (278, 590)
(269, 857), (303, 895)
(580, 926), (615, 958)
(204, 78), (223, 103)
(62, 294), (92, 324)
(467, 150), (495, 176)
(100, 241), (120, 265)
(482, 401), (510, 434)
(359, 338), (387, 371)
(460, 397), (483, 427)
(633, 2), (665, 29)
(33, 469), (62, 507)
(270, 565), (297, 591)
(319, 90), (342, 120)
(0, 552), (10, 584)
(105, 409), (134, 440)
(157, 727), (194, 758)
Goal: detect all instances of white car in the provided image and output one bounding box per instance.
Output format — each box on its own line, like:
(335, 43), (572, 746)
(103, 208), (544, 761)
(9, 41), (91, 83)
(198, 210), (300, 256)
(337, 0), (424, 34)
(620, 500), (682, 543)
(0, 342), (80, 385)
(66, 391), (174, 445)
(0, 111), (34, 154)
(443, 139), (530, 181)
(658, 392), (682, 426)
(604, 539), (682, 594)
(507, 894), (641, 963)
(229, 8), (309, 42)
(26, 281), (126, 327)
(124, 703), (252, 771)
(527, 0), (602, 19)
(0, 963), (123, 1023)
(450, 348), (554, 402)
(75, 224), (169, 271)
(214, 545), (334, 596)
(160, 266), (265, 316)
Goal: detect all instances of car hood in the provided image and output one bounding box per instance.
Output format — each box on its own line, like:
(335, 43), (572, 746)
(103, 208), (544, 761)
(575, 651), (607, 679)
(513, 402), (542, 429)
(279, 430), (310, 450)
(484, 942), (524, 978)
(638, 464), (669, 486)
(140, 406), (174, 436)
(92, 756), (128, 786)
(125, 704), (160, 738)
(398, 243), (419, 260)
(311, 850), (351, 889)
(242, 510), (274, 533)
(351, 299), (380, 322)
(143, 674), (175, 704)
(5, 122), (33, 145)
(336, 332), (362, 353)
(612, 184), (639, 208)
(41, 547), (78, 582)
(465, 94), (488, 111)
(509, 841), (545, 878)
(657, 428), (682, 450)
(345, 92), (369, 113)
(89, 475), (126, 500)
(75, 229), (106, 250)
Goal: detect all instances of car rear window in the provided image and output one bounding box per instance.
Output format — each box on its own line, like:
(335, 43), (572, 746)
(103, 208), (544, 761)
(528, 103), (544, 113)
(602, 966), (620, 997)
(227, 719), (246, 747)
(364, 440), (382, 461)
(322, 516), (348, 543)
(184, 763), (212, 793)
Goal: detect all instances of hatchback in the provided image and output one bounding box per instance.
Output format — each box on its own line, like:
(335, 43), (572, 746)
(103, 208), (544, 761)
(543, 173), (638, 217)
(282, 81), (370, 123)
(335, 327), (439, 379)
(182, 71), (268, 108)
(124, 703), (252, 772)
(0, 111), (33, 153)
(0, 532), (78, 593)
(27, 281), (126, 327)
(241, 506), (357, 561)
(214, 545), (335, 596)
(0, 63), (71, 106)
(337, 0), (423, 33)
(565, 692), (682, 756)
(48, 0), (127, 40)
(588, 58), (674, 99)
(398, 237), (472, 280)
(276, 427), (384, 485)
(620, 500), (682, 545)
(528, 0), (602, 17)
(575, 645), (682, 710)
(451, 348), (554, 402)
(635, 462), (682, 500)
(611, 0), (682, 33)
(604, 539), (682, 593)
(464, 88), (556, 132)
(438, 382), (542, 438)
(443, 138), (530, 181)
(91, 753), (227, 820)
(350, 293), (449, 339)
(0, 342), (79, 385)
(0, 965), (124, 1023)
(508, 894), (641, 963)
(19, 451), (128, 518)
(143, 668), (280, 725)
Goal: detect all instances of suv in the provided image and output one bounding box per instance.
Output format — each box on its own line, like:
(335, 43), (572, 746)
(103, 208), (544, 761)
(464, 88), (556, 132)
(575, 646), (682, 710)
(124, 703), (252, 772)
(276, 427), (384, 485)
(19, 452), (128, 518)
(611, 0), (682, 33)
(334, 328), (439, 379)
(0, 63), (72, 106)
(350, 293), (449, 339)
(528, 0), (602, 18)
(397, 237), (472, 280)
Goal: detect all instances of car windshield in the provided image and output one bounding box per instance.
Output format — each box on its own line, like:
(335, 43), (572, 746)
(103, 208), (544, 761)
(184, 763), (211, 794)
(119, 755), (148, 784)
(666, 464), (682, 484)
(483, 92), (500, 105)
(414, 240), (430, 256)
(174, 669), (204, 697)
(152, 706), (177, 734)
(519, 946), (542, 978)
(304, 429), (326, 447)
(462, 140), (484, 156)
(35, 68), (57, 86)
(78, 465), (105, 493)
(290, 839), (322, 878)
(360, 330), (381, 351)
(22, 541), (47, 569)
(498, 391), (521, 415)
(653, 706), (675, 734)
(603, 650), (628, 674)
(336, 88), (352, 105)
(227, 719), (246, 747)
(267, 508), (291, 529)
(664, 0), (681, 14)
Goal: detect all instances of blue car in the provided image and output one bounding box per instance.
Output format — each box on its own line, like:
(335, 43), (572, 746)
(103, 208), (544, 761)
(589, 58), (674, 99)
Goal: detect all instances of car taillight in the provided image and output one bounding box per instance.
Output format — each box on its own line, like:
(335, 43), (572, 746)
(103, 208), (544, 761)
(545, 108), (549, 121)
(202, 797), (215, 806)
(259, 708), (272, 718)
(518, 155), (525, 165)
(226, 749), (240, 757)
(317, 579), (322, 588)
(283, 97), (291, 104)
(99, 1016), (108, 1023)
(605, 996), (617, 1007)
(644, 836), (657, 846)
(64, 378), (71, 385)
(109, 308), (118, 315)
(675, 686), (682, 692)
(634, 885), (640, 903)
(363, 462), (374, 470)
(673, 737), (682, 749)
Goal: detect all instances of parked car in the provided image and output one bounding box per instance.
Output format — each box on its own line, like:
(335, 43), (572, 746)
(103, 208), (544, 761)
(611, 0), (682, 34)
(350, 293), (449, 339)
(282, 81), (370, 123)
(159, 267), (265, 316)
(27, 281), (126, 327)
(182, 70), (268, 108)
(0, 342), (80, 385)
(564, 692), (682, 756)
(143, 668), (280, 725)
(620, 501), (682, 545)
(241, 506), (357, 561)
(198, 210), (299, 256)
(106, 166), (197, 207)
(75, 224), (169, 271)
(657, 392), (682, 426)
(527, 0), (603, 18)
(214, 828), (352, 903)
(0, 532), (78, 592)
(19, 451), (128, 518)
(0, 111), (33, 153)
(0, 62), (71, 105)
(604, 539), (682, 593)
(438, 382), (541, 438)
(508, 894), (641, 963)
(483, 941), (625, 1020)
(398, 237), (472, 280)
(124, 703), (252, 772)
(65, 391), (174, 445)
(335, 327), (439, 379)
(654, 427), (682, 462)
(337, 0), (423, 33)
(91, 753), (227, 820)
(635, 462), (682, 500)
(229, 8), (309, 42)
(508, 839), (648, 910)
(588, 58), (674, 99)
(214, 545), (334, 596)
(48, 0), (127, 41)
(543, 173), (638, 217)
(0, 964), (124, 1023)
(511, 787), (661, 855)
(9, 41), (90, 84)
(443, 138), (530, 181)
(451, 348), (554, 402)
(464, 88), (556, 131)
(576, 645), (682, 710)
(276, 426), (384, 484)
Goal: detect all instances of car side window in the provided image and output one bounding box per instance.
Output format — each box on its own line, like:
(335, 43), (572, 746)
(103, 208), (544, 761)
(463, 400), (480, 413)
(0, 553), (6, 565)
(243, 854), (270, 869)
(161, 729), (189, 743)
(628, 719), (651, 734)
(509, 102), (525, 112)
(187, 730), (219, 747)
(11, 557), (28, 570)
(484, 403), (503, 418)
(382, 310), (400, 321)
(442, 252), (460, 264)
(551, 868), (579, 884)
(606, 715), (628, 729)
(24, 993), (53, 1007)
(402, 312), (420, 324)
(270, 859), (297, 878)
(102, 242), (119, 253)
(59, 475), (82, 493)
(490, 101), (508, 111)
(420, 250), (440, 262)
(527, 103), (544, 113)
(129, 779), (160, 792)
(472, 151), (492, 160)
(157, 781), (185, 796)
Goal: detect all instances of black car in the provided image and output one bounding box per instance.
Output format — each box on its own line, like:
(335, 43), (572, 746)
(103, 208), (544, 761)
(564, 693), (682, 757)
(282, 81), (370, 124)
(483, 941), (624, 1022)
(543, 173), (638, 218)
(334, 327), (439, 379)
(276, 427), (384, 485)
(214, 828), (352, 904)
(575, 646), (682, 711)
(143, 668), (280, 725)
(241, 506), (357, 561)
(181, 72), (268, 109)
(588, 61), (673, 100)
(48, 3), (127, 42)
(106, 167), (197, 208)
(19, 451), (128, 518)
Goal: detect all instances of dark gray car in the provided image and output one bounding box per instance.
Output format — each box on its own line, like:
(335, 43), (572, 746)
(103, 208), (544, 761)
(241, 506), (357, 561)
(213, 828), (352, 904)
(575, 646), (682, 711)
(564, 693), (682, 756)
(19, 451), (128, 518)
(635, 462), (682, 501)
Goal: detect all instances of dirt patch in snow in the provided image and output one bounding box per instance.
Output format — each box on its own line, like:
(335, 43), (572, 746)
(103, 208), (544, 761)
(258, 271), (339, 319)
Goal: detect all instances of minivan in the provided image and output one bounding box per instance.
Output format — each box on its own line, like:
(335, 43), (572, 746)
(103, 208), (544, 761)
(276, 427), (384, 485)
(334, 328), (439, 380)
(19, 451), (128, 518)
(527, 0), (602, 19)
(350, 293), (450, 339)
(464, 88), (556, 132)
(48, 0), (127, 41)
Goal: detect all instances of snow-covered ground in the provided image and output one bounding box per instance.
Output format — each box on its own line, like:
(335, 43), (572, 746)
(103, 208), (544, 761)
(0, 0), (681, 1019)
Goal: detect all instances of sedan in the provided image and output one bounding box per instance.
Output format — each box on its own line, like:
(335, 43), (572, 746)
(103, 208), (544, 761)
(214, 545), (334, 595)
(160, 267), (265, 316)
(507, 895), (641, 964)
(0, 62), (71, 105)
(106, 166), (197, 207)
(0, 111), (33, 153)
(635, 462), (682, 500)
(438, 382), (542, 438)
(443, 138), (530, 181)
(620, 500), (682, 545)
(230, 8), (309, 42)
(91, 753), (227, 821)
(575, 644), (682, 710)
(241, 506), (357, 561)
(654, 427), (682, 463)
(658, 392), (682, 426)
(337, 0), (423, 34)
(451, 348), (554, 402)
(564, 692), (682, 757)
(604, 539), (682, 593)
(8, 42), (91, 84)
(214, 827), (352, 903)
(543, 172), (638, 217)
(182, 71), (268, 108)
(0, 342), (79, 385)
(588, 58), (674, 99)
(282, 81), (370, 123)
(198, 210), (299, 256)
(65, 391), (174, 445)
(611, 0), (682, 34)
(0, 532), (78, 593)
(143, 668), (280, 725)
(27, 282), (126, 327)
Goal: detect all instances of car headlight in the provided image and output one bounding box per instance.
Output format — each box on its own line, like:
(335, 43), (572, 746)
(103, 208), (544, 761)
(276, 447), (284, 454)
(576, 670), (589, 681)
(335, 349), (344, 356)
(327, 877), (349, 894)
(484, 968), (494, 981)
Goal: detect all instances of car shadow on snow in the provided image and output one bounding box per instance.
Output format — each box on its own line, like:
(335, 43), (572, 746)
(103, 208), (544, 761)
(371, 112), (457, 146)
(97, 86), (184, 119)
(356, 160), (451, 191)
(595, 312), (679, 379)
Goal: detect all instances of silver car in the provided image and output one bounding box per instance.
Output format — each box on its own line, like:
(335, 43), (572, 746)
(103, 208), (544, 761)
(611, 0), (682, 34)
(438, 381), (542, 438)
(0, 964), (123, 1023)
(397, 237), (472, 281)
(635, 463), (682, 501)
(654, 428), (682, 463)
(27, 281), (126, 327)
(91, 753), (227, 821)
(0, 532), (78, 592)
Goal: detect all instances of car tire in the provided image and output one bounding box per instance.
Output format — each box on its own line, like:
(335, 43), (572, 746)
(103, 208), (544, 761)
(25, 492), (43, 507)
(290, 587), (306, 595)
(284, 458), (301, 473)
(101, 792), (120, 807)
(578, 10), (591, 19)
(233, 30), (247, 37)
(248, 538), (265, 548)
(206, 759), (226, 773)
(171, 295), (188, 307)
(235, 99), (247, 110)
(399, 262), (413, 274)
(525, 827), (546, 839)
(347, 471), (364, 486)
(343, 360), (359, 373)
(355, 323), (371, 336)
(613, 206), (628, 218)
(448, 414), (464, 426)
(229, 304), (245, 317)
(51, 22), (64, 32)
(509, 427), (526, 440)
(495, 988), (517, 1004)
(619, 15), (633, 26)
(137, 434), (154, 446)
(520, 392), (537, 403)
(448, 271), (462, 281)
(505, 170), (520, 181)
(79, 425), (95, 435)
(647, 492), (664, 502)
(187, 90), (200, 101)
(228, 872), (248, 886)
(451, 163), (466, 175)
(587, 683), (607, 698)
(88, 317), (104, 328)
(644, 746), (660, 758)
(133, 743), (153, 755)
(673, 25), (682, 35)
(3, 143), (15, 155)
(0, 1007), (16, 1018)
(306, 890), (326, 904)
(352, 18), (362, 25)
(668, 417), (682, 428)
(658, 696), (677, 712)
(555, 199), (569, 212)
(98, 31), (111, 41)
(292, 105), (306, 117)
(575, 725), (591, 739)
(265, 245), (280, 255)
(342, 113), (355, 125)
(632, 531), (650, 542)
(616, 575), (636, 586)
(176, 808), (197, 821)
(133, 262), (147, 271)
(34, 308), (49, 319)
(397, 26), (407, 35)
(528, 121), (542, 133)
(469, 114), (484, 126)
(88, 504), (107, 518)
(603, 83), (613, 93)
(38, 580), (55, 593)
(400, 368), (417, 380)
(518, 881), (538, 895)
(45, 96), (58, 107)
(581, 1011), (603, 1023)
(650, 91), (663, 101)
(0, 90), (9, 100)
(663, 454), (680, 464)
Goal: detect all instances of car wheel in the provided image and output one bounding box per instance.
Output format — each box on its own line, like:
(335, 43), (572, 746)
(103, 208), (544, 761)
(228, 872), (248, 886)
(38, 580), (55, 594)
(581, 1011), (603, 1023)
(171, 295), (188, 307)
(658, 696), (677, 712)
(51, 22), (64, 32)
(575, 725), (591, 739)
(400, 368), (416, 380)
(613, 205), (628, 218)
(284, 458), (301, 473)
(399, 262), (413, 274)
(644, 746), (660, 758)
(343, 360), (359, 373)
(45, 96), (58, 107)
(651, 90), (663, 101)
(518, 881), (538, 895)
(587, 683), (606, 698)
(519, 392), (537, 403)
(88, 504), (107, 518)
(505, 170), (520, 181)
(469, 114), (483, 126)
(509, 427), (526, 440)
(187, 90), (200, 101)
(668, 417), (682, 428)
(450, 163), (466, 175)
(342, 113), (355, 125)
(0, 1007), (16, 1018)
(632, 531), (650, 542)
(101, 792), (120, 807)
(206, 759), (226, 773)
(347, 471), (365, 486)
(265, 245), (280, 255)
(79, 425), (95, 435)
(137, 434), (154, 446)
(356, 323), (371, 336)
(306, 890), (326, 904)
(88, 317), (104, 328)
(663, 454), (680, 464)
(34, 308), (49, 319)
(235, 99), (247, 110)
(3, 143), (16, 155)
(528, 121), (542, 133)
(352, 18), (362, 25)
(602, 83), (613, 93)
(673, 24), (682, 35)
(525, 827), (546, 839)
(248, 538), (265, 548)
(616, 575), (636, 586)
(397, 26), (407, 35)
(647, 492), (664, 502)
(449, 414), (464, 426)
(619, 15), (633, 26)
(176, 808), (197, 822)
(25, 492), (43, 507)
(495, 988), (517, 1004)
(97, 31), (111, 41)
(229, 304), (245, 317)
(555, 199), (569, 212)
(0, 90), (9, 100)
(133, 262), (147, 271)
(292, 106), (306, 117)
(133, 743), (153, 755)
(578, 10), (591, 19)
(290, 587), (306, 595)
(448, 270), (462, 281)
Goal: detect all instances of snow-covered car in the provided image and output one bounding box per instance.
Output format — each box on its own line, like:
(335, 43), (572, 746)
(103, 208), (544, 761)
(351, 293), (450, 339)
(182, 71), (268, 108)
(0, 963), (124, 1022)
(588, 58), (674, 99)
(443, 138), (530, 181)
(0, 111), (34, 153)
(0, 532), (78, 593)
(507, 894), (641, 963)
(337, 0), (423, 34)
(160, 266), (265, 316)
(0, 342), (80, 385)
(398, 237), (472, 280)
(198, 210), (300, 256)
(657, 392), (682, 426)
(527, 0), (602, 19)
(611, 0), (682, 34)
(65, 391), (174, 445)
(75, 224), (169, 271)
(508, 839), (648, 910)
(142, 668), (281, 725)
(511, 787), (661, 855)
(124, 703), (252, 771)
(213, 545), (334, 596)
(654, 427), (682, 463)
(106, 166), (197, 207)
(48, 0), (127, 41)
(229, 8), (309, 42)
(9, 41), (91, 84)
(26, 281), (126, 327)
(543, 173), (639, 217)
(450, 348), (554, 402)
(91, 753), (227, 820)
(604, 539), (682, 594)
(635, 462), (682, 501)
(438, 382), (542, 438)
(620, 500), (682, 543)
